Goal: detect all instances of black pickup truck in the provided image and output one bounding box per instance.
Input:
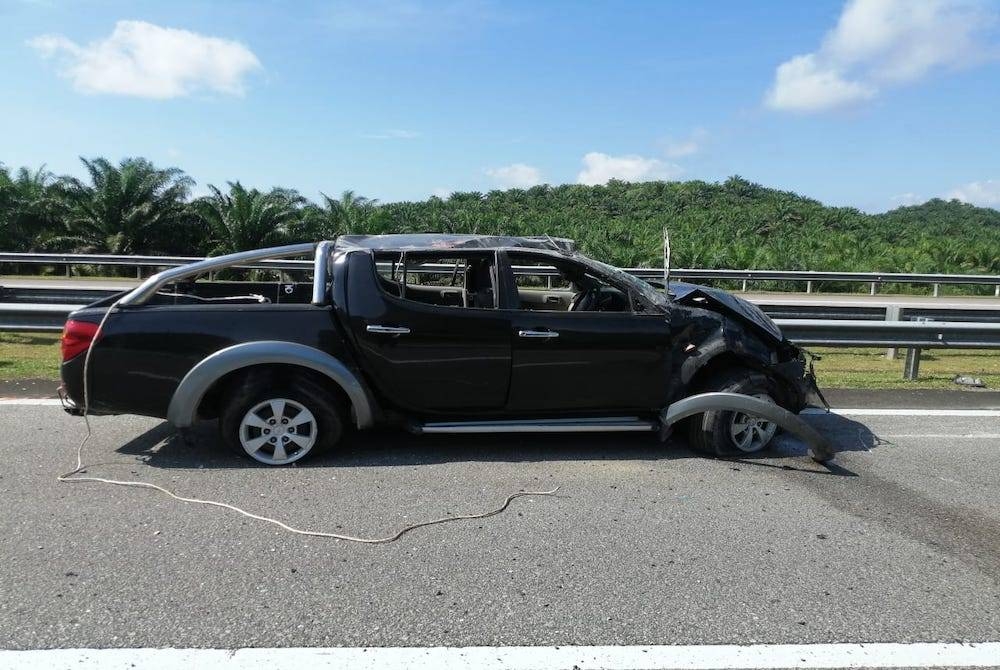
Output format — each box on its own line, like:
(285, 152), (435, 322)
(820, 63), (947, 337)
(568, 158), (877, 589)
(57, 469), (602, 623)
(60, 234), (827, 465)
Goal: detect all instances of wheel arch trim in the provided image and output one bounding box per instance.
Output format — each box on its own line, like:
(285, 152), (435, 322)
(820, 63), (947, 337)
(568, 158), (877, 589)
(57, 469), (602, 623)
(660, 392), (834, 462)
(167, 341), (375, 429)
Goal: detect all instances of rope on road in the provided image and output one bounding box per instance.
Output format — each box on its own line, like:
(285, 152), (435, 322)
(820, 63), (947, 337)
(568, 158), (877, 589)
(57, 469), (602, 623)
(58, 299), (560, 544)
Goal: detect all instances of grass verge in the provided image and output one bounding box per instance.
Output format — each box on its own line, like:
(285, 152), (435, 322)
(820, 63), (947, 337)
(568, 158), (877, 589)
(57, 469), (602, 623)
(809, 347), (1000, 389)
(1, 333), (998, 390)
(0, 332), (62, 380)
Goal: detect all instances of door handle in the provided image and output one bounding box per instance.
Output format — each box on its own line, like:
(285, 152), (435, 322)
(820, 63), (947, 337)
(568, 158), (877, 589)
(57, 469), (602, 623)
(544, 295), (562, 304)
(366, 324), (411, 335)
(518, 329), (559, 338)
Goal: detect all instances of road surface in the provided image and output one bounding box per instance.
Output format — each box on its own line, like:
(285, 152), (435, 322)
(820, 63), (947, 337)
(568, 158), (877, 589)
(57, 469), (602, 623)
(1, 397), (998, 668)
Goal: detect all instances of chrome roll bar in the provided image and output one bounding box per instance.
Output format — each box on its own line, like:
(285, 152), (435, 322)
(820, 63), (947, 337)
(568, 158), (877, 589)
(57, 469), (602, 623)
(117, 243), (321, 307)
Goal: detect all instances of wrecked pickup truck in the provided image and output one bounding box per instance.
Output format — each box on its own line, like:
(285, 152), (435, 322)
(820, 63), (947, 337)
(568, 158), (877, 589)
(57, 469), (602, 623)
(60, 234), (829, 465)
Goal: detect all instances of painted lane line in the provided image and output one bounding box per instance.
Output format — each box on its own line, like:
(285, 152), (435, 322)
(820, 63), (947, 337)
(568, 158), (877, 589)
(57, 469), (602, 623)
(880, 433), (1000, 439)
(2, 643), (1000, 669)
(802, 407), (1000, 417)
(0, 398), (63, 405)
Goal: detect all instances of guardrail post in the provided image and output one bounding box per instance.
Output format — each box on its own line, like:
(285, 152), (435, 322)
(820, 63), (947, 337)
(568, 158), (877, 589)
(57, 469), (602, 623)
(995, 285), (999, 297)
(65, 263), (71, 278)
(903, 347), (922, 380)
(903, 316), (932, 380)
(741, 279), (747, 292)
(885, 305), (901, 360)
(870, 281), (877, 295)
(933, 283), (940, 297)
(806, 280), (813, 294)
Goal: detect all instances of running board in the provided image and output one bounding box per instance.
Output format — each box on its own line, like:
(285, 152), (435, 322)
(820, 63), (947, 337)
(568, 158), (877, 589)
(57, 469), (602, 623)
(416, 417), (658, 434)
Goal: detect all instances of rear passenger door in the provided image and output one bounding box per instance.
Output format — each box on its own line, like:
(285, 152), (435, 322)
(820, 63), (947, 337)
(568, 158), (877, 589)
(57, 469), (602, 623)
(344, 250), (512, 413)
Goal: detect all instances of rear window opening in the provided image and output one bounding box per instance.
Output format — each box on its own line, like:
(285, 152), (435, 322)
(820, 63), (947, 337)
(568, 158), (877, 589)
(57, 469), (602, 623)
(149, 254), (316, 306)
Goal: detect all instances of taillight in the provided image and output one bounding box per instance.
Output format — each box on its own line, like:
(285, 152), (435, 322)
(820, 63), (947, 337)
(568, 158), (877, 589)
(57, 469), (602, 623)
(61, 319), (100, 362)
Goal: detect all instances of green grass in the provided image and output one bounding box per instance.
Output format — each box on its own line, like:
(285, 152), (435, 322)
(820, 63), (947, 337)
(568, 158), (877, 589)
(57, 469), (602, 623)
(0, 332), (62, 380)
(811, 347), (1000, 389)
(1, 332), (998, 390)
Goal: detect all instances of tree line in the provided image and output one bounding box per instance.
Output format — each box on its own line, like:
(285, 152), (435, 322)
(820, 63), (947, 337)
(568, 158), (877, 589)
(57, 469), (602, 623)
(2, 157), (998, 283)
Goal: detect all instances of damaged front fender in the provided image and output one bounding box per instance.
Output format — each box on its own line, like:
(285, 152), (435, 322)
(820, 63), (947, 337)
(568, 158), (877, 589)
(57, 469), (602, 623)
(660, 392), (835, 463)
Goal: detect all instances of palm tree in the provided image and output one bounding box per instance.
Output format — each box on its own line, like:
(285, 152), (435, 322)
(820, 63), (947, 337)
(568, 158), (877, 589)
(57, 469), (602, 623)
(0, 164), (62, 251)
(49, 157), (193, 254)
(194, 182), (301, 255)
(308, 190), (378, 237)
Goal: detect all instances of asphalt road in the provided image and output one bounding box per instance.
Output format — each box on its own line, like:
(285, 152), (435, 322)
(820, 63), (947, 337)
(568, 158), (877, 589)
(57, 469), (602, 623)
(1, 401), (999, 651)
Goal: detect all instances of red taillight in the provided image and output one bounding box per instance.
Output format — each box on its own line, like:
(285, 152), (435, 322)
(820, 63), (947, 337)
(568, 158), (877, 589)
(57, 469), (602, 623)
(61, 319), (100, 362)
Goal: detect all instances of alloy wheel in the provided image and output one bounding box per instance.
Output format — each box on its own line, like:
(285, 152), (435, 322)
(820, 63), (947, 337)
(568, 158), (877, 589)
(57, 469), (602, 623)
(728, 393), (778, 453)
(238, 398), (317, 465)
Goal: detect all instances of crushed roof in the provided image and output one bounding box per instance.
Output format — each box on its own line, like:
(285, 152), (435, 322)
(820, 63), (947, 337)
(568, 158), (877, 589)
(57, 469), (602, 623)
(334, 234), (576, 253)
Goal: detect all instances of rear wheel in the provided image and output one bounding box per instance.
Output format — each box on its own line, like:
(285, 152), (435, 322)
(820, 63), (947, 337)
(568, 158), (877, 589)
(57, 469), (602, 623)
(688, 369), (780, 457)
(220, 374), (343, 465)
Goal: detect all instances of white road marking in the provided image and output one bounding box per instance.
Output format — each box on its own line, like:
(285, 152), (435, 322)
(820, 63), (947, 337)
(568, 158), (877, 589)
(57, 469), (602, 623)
(802, 407), (1000, 417)
(0, 398), (63, 405)
(1, 643), (999, 669)
(880, 433), (1000, 439)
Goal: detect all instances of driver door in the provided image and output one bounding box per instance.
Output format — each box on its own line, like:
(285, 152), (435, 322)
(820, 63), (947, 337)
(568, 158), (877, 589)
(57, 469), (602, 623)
(500, 251), (673, 413)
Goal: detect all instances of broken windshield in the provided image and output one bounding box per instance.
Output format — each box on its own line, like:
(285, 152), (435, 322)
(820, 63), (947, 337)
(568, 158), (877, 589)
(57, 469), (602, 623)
(578, 256), (670, 311)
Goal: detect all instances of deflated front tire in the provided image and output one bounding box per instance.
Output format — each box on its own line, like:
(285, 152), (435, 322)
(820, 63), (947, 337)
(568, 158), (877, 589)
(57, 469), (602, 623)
(687, 368), (780, 457)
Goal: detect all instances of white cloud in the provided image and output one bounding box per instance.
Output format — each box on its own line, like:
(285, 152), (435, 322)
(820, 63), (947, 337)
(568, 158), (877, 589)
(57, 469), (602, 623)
(766, 0), (998, 113)
(663, 128), (709, 159)
(576, 152), (682, 186)
(947, 179), (1000, 207)
(889, 192), (924, 207)
(486, 163), (543, 188)
(28, 20), (261, 99)
(766, 54), (877, 112)
(361, 129), (421, 140)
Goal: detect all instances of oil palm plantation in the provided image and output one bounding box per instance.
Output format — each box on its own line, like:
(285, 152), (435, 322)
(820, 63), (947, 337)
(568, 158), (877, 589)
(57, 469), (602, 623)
(48, 157), (193, 254)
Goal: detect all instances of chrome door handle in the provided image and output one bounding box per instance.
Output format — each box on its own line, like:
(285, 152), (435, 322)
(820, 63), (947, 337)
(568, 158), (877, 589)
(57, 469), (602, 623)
(367, 325), (411, 335)
(518, 329), (559, 338)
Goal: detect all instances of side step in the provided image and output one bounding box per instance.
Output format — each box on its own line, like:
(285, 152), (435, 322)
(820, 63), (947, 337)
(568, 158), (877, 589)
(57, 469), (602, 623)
(416, 417), (658, 434)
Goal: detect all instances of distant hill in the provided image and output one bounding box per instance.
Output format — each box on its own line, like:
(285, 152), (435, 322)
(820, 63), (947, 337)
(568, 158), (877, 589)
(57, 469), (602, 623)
(371, 177), (1000, 276)
(3, 161), (998, 282)
(876, 198), (1000, 229)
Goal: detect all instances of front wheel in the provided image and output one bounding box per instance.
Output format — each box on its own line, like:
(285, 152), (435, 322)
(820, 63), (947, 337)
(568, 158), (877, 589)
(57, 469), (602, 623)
(220, 375), (343, 465)
(688, 369), (780, 457)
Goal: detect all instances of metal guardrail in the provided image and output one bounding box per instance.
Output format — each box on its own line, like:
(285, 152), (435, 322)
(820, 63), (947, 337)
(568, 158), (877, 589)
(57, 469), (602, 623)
(0, 303), (77, 331)
(774, 319), (1000, 348)
(0, 252), (313, 277)
(3, 252), (999, 295)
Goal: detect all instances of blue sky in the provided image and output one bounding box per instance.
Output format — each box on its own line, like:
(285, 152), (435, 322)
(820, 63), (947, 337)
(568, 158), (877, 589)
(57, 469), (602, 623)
(2, 0), (999, 211)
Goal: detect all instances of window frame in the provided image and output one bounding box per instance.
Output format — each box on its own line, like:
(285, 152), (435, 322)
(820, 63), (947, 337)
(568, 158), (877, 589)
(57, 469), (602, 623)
(499, 250), (647, 314)
(371, 249), (502, 311)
